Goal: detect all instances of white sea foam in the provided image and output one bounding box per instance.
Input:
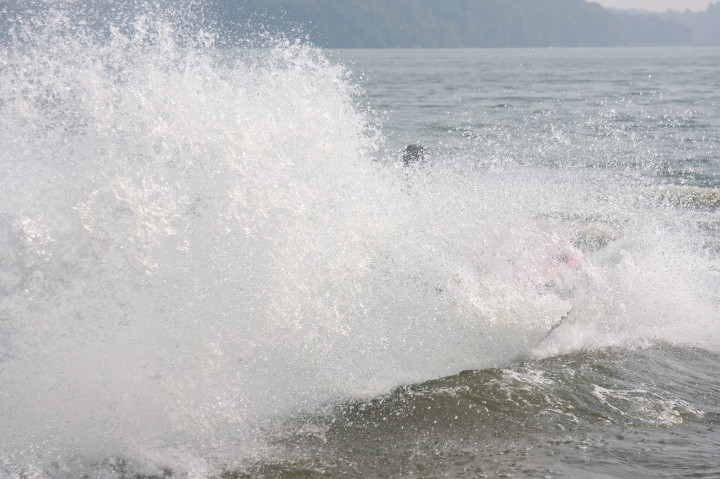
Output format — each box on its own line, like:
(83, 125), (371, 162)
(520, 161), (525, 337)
(0, 7), (718, 478)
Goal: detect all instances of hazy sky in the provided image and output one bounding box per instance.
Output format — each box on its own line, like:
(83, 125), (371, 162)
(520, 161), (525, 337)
(594, 0), (714, 11)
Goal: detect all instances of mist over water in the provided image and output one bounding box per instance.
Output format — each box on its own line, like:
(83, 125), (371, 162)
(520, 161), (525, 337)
(1, 7), (719, 478)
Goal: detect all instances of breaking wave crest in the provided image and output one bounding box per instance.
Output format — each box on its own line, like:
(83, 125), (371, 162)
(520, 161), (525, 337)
(0, 6), (718, 478)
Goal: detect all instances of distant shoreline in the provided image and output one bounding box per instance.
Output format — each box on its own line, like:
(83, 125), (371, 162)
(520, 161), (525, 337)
(2, 0), (719, 48)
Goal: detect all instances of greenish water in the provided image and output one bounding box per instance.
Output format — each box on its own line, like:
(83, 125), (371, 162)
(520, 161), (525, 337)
(241, 345), (720, 478)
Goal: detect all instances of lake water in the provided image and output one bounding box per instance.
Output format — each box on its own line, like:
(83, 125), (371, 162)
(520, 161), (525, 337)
(1, 14), (719, 479)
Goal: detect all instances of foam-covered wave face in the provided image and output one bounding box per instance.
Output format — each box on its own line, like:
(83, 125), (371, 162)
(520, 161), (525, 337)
(1, 7), (719, 478)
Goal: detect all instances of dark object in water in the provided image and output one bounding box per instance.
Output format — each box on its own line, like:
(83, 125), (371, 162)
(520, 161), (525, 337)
(537, 309), (573, 346)
(403, 144), (426, 166)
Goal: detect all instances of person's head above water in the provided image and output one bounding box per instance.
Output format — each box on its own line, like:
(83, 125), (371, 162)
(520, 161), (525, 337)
(403, 144), (426, 166)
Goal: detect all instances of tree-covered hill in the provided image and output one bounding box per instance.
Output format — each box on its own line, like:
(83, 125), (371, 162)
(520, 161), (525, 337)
(1, 0), (718, 47)
(214, 0), (627, 47)
(662, 3), (720, 45)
